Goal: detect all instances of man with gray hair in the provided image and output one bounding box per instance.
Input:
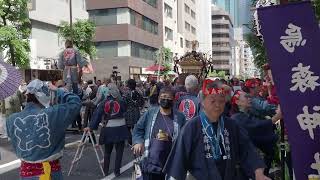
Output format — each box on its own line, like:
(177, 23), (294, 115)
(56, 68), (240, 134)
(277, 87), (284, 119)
(175, 75), (201, 120)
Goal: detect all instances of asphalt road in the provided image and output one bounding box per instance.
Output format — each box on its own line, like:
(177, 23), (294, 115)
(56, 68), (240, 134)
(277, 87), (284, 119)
(0, 132), (134, 180)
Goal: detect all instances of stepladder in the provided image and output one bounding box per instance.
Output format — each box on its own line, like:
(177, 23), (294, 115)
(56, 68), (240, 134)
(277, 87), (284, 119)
(68, 131), (105, 177)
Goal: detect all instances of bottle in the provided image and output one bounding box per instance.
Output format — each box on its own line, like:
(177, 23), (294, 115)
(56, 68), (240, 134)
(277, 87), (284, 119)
(157, 129), (169, 141)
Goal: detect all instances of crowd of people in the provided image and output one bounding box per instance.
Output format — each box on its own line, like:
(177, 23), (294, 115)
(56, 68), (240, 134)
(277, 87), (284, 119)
(1, 35), (291, 180)
(2, 64), (293, 180)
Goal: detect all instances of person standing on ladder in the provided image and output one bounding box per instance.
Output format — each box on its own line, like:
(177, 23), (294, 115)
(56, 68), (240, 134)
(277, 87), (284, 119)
(58, 40), (88, 94)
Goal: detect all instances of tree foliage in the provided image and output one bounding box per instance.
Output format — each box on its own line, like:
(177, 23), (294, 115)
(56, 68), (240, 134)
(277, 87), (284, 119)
(58, 20), (96, 59)
(0, 0), (31, 68)
(208, 70), (226, 78)
(245, 32), (268, 69)
(155, 47), (173, 76)
(315, 0), (320, 21)
(155, 47), (173, 65)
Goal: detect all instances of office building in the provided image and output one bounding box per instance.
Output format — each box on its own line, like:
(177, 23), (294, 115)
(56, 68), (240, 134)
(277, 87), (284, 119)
(177, 0), (197, 52)
(211, 5), (234, 74)
(212, 0), (239, 27)
(86, 0), (163, 80)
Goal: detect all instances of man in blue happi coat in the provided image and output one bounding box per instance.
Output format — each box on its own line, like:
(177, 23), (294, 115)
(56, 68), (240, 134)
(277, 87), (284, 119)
(6, 79), (81, 180)
(164, 79), (271, 180)
(175, 75), (201, 121)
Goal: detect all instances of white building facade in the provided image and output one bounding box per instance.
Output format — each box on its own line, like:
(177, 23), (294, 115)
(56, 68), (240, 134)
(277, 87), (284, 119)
(177, 0), (197, 53)
(163, 0), (184, 57)
(28, 0), (88, 70)
(211, 5), (234, 75)
(163, 0), (201, 58)
(196, 0), (212, 57)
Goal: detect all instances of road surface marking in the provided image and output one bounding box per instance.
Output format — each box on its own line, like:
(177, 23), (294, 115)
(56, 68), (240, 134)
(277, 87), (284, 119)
(101, 159), (135, 180)
(0, 140), (81, 174)
(0, 159), (21, 174)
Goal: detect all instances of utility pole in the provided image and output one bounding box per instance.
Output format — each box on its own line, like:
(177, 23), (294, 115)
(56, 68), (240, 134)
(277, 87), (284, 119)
(69, 0), (73, 41)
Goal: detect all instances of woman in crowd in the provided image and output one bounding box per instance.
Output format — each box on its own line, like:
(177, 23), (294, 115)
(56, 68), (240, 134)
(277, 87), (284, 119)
(146, 80), (160, 106)
(85, 83), (130, 177)
(164, 79), (270, 180)
(123, 79), (144, 145)
(132, 87), (186, 180)
(230, 90), (282, 176)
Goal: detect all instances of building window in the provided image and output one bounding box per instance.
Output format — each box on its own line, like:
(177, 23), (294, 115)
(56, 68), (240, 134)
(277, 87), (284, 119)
(185, 40), (191, 48)
(212, 42), (229, 47)
(191, 10), (196, 19)
(185, 22), (190, 31)
(164, 3), (172, 18)
(142, 16), (158, 35)
(212, 24), (229, 29)
(130, 66), (142, 75)
(180, 37), (183, 48)
(142, 0), (157, 8)
(130, 10), (158, 35)
(212, 33), (229, 38)
(96, 41), (118, 59)
(212, 15), (230, 21)
(213, 60), (229, 65)
(212, 51), (230, 56)
(165, 27), (173, 40)
(191, 26), (196, 35)
(89, 9), (117, 26)
(131, 41), (157, 61)
(130, 10), (136, 26)
(184, 4), (190, 14)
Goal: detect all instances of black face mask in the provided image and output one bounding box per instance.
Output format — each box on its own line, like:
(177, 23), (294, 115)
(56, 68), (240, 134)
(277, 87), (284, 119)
(159, 99), (173, 109)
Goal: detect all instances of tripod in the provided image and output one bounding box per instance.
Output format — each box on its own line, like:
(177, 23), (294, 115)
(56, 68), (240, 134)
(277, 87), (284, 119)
(68, 131), (105, 176)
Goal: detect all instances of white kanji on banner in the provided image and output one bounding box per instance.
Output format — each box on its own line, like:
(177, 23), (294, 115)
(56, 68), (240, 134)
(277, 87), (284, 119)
(311, 152), (320, 176)
(297, 106), (320, 140)
(290, 63), (320, 93)
(280, 23), (307, 53)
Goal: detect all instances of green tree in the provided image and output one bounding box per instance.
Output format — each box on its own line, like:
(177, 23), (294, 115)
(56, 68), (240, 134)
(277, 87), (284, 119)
(58, 20), (96, 59)
(0, 0), (31, 68)
(315, 0), (320, 20)
(245, 32), (268, 69)
(155, 47), (173, 65)
(155, 47), (173, 76)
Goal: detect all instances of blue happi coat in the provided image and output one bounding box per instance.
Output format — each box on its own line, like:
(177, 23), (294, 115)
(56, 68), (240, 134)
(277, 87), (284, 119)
(89, 95), (127, 130)
(175, 92), (201, 121)
(58, 48), (88, 83)
(250, 97), (277, 119)
(164, 115), (265, 180)
(6, 89), (81, 163)
(231, 112), (278, 155)
(132, 107), (186, 158)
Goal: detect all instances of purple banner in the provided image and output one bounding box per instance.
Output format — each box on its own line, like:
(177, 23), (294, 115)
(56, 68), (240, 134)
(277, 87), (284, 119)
(258, 1), (320, 179)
